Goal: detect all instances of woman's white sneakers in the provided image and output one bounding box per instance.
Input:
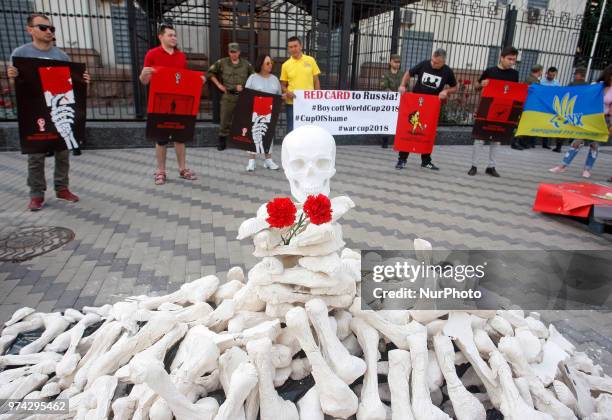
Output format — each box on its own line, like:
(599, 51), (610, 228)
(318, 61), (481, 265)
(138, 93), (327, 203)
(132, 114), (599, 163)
(246, 158), (280, 171)
(246, 159), (256, 171)
(264, 159), (280, 170)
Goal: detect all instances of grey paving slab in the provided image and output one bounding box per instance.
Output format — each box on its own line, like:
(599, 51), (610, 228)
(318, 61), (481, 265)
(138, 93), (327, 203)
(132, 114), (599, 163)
(0, 145), (610, 373)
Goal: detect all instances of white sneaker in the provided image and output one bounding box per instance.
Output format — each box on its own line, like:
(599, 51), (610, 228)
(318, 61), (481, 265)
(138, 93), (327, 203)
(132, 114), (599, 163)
(549, 165), (566, 173)
(246, 159), (256, 172)
(264, 158), (279, 170)
(582, 169), (591, 178)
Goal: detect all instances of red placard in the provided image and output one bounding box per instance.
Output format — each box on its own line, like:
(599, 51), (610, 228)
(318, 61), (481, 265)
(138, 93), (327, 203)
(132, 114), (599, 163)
(393, 93), (441, 154)
(533, 183), (612, 218)
(472, 79), (528, 142)
(146, 66), (203, 143)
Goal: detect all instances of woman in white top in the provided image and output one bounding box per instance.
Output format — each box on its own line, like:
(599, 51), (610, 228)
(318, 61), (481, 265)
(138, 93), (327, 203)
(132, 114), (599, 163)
(244, 54), (285, 171)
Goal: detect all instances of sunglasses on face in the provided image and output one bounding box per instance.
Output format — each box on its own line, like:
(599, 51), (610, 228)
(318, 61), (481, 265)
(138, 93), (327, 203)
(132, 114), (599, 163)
(32, 24), (55, 33)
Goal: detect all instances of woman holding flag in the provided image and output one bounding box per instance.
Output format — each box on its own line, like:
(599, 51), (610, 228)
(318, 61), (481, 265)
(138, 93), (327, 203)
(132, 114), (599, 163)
(548, 67), (608, 178)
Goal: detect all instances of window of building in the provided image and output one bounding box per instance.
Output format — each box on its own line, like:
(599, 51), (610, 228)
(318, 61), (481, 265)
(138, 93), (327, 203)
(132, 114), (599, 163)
(518, 49), (539, 82)
(111, 3), (131, 65)
(486, 46), (501, 68)
(401, 30), (434, 70)
(527, 0), (549, 9)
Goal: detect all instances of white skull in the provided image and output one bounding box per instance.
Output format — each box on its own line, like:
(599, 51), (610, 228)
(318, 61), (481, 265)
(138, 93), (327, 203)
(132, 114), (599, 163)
(281, 125), (336, 203)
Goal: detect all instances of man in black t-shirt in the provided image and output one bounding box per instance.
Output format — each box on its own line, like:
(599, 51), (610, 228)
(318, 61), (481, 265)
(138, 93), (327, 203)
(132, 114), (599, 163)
(396, 48), (458, 170)
(468, 46), (519, 178)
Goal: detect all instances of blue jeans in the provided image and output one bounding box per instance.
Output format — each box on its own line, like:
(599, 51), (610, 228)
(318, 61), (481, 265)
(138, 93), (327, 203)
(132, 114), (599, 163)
(562, 140), (598, 170)
(286, 104), (294, 133)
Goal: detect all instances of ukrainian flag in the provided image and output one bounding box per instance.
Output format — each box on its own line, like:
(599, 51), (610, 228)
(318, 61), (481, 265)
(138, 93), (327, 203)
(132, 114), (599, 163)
(516, 82), (609, 142)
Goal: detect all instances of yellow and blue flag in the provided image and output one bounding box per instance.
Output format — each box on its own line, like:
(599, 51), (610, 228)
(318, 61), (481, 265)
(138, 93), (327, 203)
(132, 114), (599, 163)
(516, 83), (609, 142)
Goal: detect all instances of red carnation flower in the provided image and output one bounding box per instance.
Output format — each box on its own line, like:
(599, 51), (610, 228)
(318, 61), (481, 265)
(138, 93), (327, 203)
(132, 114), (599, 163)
(303, 194), (333, 225)
(266, 197), (297, 228)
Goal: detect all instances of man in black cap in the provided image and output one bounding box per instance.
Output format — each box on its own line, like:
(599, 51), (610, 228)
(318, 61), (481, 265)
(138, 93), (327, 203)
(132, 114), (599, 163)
(380, 53), (402, 148)
(208, 42), (254, 150)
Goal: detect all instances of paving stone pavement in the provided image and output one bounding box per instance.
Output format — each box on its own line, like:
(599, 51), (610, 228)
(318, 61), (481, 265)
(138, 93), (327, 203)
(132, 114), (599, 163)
(0, 144), (611, 372)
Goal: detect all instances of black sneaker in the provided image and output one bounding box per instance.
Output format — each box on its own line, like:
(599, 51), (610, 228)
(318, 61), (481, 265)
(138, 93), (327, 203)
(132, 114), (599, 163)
(421, 162), (439, 170)
(552, 147), (562, 153)
(542, 145), (551, 149)
(72, 148), (82, 156)
(395, 159), (406, 170)
(468, 166), (477, 176)
(511, 144), (524, 150)
(217, 137), (226, 151)
(485, 167), (500, 177)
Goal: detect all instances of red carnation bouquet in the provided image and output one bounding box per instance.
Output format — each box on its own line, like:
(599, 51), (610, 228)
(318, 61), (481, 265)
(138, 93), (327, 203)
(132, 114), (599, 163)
(266, 194), (333, 245)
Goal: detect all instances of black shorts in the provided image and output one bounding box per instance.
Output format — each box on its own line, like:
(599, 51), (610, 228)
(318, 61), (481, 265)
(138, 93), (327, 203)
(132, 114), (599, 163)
(157, 140), (169, 146)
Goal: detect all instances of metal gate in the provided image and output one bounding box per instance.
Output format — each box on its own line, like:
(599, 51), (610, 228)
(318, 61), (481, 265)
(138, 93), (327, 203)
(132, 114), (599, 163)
(0, 0), (609, 125)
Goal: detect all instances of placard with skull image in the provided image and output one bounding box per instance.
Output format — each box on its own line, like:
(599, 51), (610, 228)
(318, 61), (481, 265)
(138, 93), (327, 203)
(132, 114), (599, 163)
(13, 57), (87, 155)
(281, 125), (336, 203)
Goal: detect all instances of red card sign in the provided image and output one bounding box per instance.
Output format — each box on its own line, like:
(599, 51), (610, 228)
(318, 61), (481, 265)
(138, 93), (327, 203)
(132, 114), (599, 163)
(145, 66), (204, 143)
(147, 66), (203, 116)
(253, 96), (273, 116)
(533, 182), (612, 218)
(393, 93), (441, 154)
(472, 79), (528, 142)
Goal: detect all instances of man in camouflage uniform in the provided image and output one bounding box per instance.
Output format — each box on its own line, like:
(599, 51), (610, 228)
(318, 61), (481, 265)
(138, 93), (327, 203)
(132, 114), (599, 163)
(380, 53), (402, 148)
(208, 42), (254, 150)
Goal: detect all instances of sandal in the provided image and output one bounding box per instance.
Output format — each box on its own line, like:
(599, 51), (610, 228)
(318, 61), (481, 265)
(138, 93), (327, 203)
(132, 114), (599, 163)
(154, 170), (166, 185)
(179, 168), (197, 180)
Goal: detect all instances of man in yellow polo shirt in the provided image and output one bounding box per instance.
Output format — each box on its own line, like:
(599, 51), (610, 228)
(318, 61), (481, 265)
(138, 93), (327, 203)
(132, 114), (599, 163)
(280, 36), (321, 132)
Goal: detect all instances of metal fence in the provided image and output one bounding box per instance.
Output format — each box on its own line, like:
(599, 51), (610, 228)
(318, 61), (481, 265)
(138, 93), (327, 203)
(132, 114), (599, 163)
(0, 0), (610, 126)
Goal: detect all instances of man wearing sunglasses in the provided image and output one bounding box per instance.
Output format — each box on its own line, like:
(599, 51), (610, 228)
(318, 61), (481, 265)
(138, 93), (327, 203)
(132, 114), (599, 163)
(8, 13), (90, 211)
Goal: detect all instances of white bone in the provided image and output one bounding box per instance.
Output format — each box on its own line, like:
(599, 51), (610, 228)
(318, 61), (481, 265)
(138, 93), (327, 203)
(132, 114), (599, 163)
(116, 323), (188, 382)
(406, 328), (451, 420)
(498, 336), (576, 419)
(212, 280), (244, 307)
(488, 350), (553, 420)
(129, 357), (219, 420)
(2, 314), (43, 337)
(246, 338), (299, 420)
(297, 387), (324, 420)
(0, 352), (61, 368)
(306, 298), (365, 384)
(332, 310), (353, 340)
(350, 317), (386, 420)
(214, 361), (258, 420)
(488, 315), (514, 337)
(388, 349), (415, 420)
(112, 397), (137, 420)
(285, 307), (357, 418)
(4, 307), (35, 326)
(133, 275), (220, 310)
(73, 321), (124, 390)
(433, 334), (486, 420)
(443, 312), (497, 395)
(86, 312), (176, 387)
(0, 372), (48, 400)
(20, 313), (71, 355)
(531, 339), (569, 386)
(549, 324), (576, 355)
(56, 313), (101, 377)
(265, 303), (296, 318)
(515, 326), (542, 363)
